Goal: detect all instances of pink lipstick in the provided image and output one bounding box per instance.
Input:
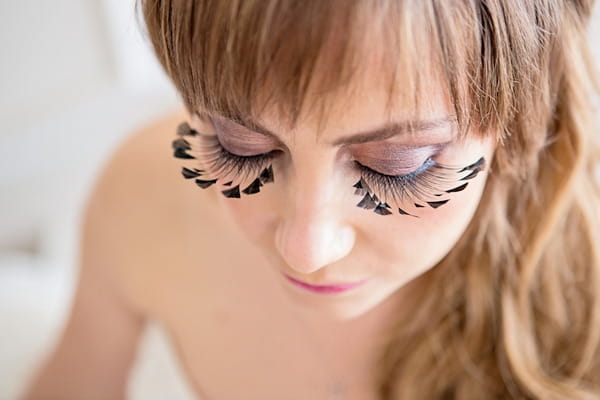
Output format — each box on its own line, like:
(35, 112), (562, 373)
(283, 273), (369, 294)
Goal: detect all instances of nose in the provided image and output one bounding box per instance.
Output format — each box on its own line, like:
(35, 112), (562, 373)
(274, 166), (356, 275)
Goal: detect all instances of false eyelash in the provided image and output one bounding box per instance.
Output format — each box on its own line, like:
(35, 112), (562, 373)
(353, 156), (485, 217)
(173, 121), (486, 211)
(196, 135), (277, 181)
(172, 121), (276, 198)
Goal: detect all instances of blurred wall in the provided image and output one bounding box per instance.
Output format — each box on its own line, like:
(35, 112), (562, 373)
(0, 0), (180, 255)
(0, 2), (181, 398)
(0, 2), (115, 141)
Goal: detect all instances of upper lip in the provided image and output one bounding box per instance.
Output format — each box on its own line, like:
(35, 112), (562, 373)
(283, 273), (368, 288)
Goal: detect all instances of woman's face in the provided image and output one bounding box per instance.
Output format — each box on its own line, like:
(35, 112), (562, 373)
(187, 79), (496, 320)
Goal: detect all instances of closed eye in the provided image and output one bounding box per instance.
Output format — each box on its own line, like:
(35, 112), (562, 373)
(199, 134), (278, 181)
(353, 158), (452, 208)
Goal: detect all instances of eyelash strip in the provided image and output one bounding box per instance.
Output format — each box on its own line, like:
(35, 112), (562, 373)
(172, 122), (275, 198)
(353, 156), (485, 217)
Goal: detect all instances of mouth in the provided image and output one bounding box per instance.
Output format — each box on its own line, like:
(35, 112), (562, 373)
(282, 273), (370, 294)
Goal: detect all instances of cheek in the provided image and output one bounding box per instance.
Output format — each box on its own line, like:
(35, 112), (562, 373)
(388, 140), (494, 270)
(217, 193), (277, 243)
(373, 167), (488, 276)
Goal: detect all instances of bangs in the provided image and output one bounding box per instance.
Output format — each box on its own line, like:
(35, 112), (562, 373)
(138, 0), (560, 143)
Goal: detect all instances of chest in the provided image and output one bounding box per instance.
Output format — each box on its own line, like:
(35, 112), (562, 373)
(132, 228), (376, 399)
(146, 253), (379, 400)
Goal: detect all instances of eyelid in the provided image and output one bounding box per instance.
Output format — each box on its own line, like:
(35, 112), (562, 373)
(354, 159), (433, 179)
(214, 134), (278, 159)
(352, 143), (448, 176)
(222, 143), (278, 159)
(210, 119), (283, 156)
(195, 133), (276, 182)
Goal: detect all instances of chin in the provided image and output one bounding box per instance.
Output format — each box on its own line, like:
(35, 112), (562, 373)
(283, 280), (396, 322)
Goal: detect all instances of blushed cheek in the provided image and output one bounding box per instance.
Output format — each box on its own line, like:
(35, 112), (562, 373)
(377, 169), (489, 277)
(405, 140), (494, 248)
(217, 194), (276, 244)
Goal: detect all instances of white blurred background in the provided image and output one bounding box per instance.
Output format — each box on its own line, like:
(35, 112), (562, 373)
(1, 1), (600, 400)
(0, 1), (195, 399)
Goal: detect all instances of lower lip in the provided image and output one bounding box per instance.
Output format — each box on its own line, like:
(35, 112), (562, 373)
(283, 273), (369, 294)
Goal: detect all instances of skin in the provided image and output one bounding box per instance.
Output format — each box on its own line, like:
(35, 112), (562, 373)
(184, 71), (497, 389)
(189, 86), (495, 314)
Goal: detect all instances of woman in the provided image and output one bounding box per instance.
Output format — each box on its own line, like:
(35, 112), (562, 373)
(23, 0), (600, 399)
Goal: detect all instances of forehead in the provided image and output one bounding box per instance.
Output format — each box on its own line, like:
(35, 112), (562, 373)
(252, 46), (452, 142)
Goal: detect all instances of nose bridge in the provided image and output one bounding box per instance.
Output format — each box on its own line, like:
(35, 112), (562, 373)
(289, 151), (336, 215)
(275, 152), (355, 275)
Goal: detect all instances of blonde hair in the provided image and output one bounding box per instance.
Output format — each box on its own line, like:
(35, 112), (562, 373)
(137, 0), (600, 398)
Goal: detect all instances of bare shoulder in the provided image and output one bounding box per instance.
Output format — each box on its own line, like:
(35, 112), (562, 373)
(86, 107), (192, 238)
(97, 107), (190, 208)
(84, 107), (217, 315)
(21, 109), (201, 399)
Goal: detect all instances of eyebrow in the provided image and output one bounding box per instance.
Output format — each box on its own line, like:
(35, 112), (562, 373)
(329, 117), (456, 145)
(197, 111), (455, 145)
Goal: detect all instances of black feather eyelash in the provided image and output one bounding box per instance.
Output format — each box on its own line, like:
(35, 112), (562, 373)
(172, 122), (275, 198)
(195, 137), (276, 182)
(352, 156), (486, 217)
(172, 121), (486, 214)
